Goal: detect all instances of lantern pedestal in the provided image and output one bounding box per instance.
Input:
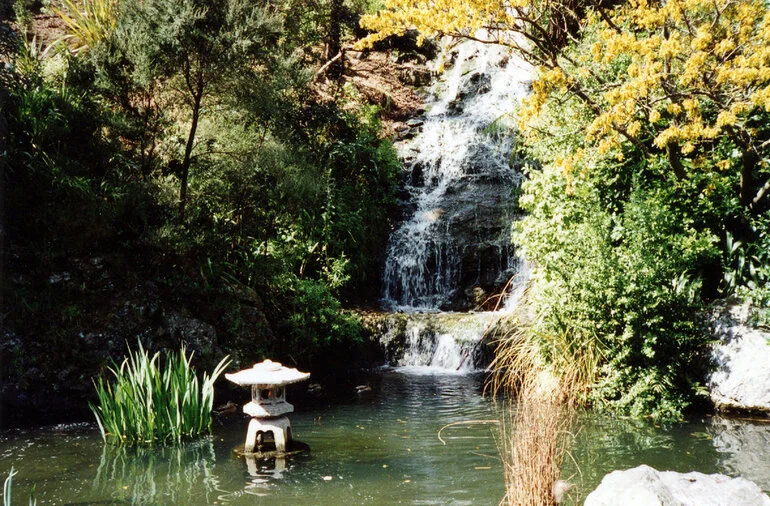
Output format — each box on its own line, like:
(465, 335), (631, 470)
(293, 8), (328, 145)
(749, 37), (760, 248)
(244, 416), (292, 453)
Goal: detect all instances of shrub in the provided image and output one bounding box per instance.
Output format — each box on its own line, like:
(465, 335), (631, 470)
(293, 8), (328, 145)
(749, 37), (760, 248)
(91, 343), (230, 445)
(276, 275), (365, 375)
(512, 69), (720, 421)
(54, 0), (117, 53)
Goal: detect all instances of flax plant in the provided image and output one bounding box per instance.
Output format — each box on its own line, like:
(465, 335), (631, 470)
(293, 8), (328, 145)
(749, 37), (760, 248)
(90, 342), (230, 445)
(53, 0), (117, 53)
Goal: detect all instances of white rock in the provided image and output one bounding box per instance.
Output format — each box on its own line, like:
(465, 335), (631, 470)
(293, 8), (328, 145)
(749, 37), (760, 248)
(584, 465), (770, 506)
(709, 306), (770, 413)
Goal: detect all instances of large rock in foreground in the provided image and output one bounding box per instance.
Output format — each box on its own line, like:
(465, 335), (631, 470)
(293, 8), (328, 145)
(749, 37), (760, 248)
(584, 465), (770, 506)
(709, 304), (770, 415)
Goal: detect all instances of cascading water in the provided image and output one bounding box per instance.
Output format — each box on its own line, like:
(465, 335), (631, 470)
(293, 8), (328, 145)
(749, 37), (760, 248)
(378, 38), (533, 372)
(383, 38), (532, 312)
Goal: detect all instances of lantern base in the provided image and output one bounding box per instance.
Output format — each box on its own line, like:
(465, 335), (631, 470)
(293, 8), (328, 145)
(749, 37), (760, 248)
(244, 416), (293, 453)
(233, 439), (310, 459)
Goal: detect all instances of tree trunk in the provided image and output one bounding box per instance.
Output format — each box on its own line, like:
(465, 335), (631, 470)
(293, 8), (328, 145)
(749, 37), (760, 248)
(327, 0), (344, 80)
(179, 88), (203, 221)
(740, 150), (757, 212)
(666, 141), (686, 180)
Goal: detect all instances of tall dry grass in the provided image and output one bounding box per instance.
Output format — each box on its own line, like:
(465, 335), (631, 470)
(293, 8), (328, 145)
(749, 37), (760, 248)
(491, 330), (575, 505)
(489, 285), (600, 505)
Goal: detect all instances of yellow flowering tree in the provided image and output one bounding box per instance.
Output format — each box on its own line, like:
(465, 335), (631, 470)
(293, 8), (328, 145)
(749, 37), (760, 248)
(360, 0), (770, 216)
(357, 0), (589, 58)
(551, 0), (770, 213)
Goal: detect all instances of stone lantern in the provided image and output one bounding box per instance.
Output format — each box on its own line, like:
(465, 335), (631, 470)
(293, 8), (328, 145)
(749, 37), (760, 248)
(225, 359), (310, 454)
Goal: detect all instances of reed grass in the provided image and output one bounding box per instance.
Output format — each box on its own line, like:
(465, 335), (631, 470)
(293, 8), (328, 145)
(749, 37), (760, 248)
(90, 342), (230, 445)
(494, 363), (577, 503)
(3, 468), (35, 506)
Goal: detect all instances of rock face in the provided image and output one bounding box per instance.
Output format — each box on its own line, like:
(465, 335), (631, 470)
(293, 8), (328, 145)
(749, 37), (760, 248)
(708, 304), (770, 415)
(584, 465), (770, 506)
(364, 311), (504, 371)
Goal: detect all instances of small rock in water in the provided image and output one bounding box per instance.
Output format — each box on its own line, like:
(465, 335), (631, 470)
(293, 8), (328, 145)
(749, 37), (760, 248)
(214, 400), (238, 415)
(405, 118), (424, 128)
(552, 480), (575, 504)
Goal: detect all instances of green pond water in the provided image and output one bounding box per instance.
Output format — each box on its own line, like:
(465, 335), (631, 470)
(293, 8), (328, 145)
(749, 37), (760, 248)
(2, 370), (769, 505)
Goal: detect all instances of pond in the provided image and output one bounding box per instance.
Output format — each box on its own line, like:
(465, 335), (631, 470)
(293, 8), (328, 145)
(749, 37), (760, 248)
(2, 370), (769, 505)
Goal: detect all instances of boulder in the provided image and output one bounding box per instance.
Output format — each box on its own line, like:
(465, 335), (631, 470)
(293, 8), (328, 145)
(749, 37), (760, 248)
(708, 304), (770, 414)
(584, 465), (770, 506)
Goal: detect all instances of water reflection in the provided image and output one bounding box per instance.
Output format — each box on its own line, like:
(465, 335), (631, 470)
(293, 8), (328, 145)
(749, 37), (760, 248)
(708, 416), (770, 491)
(563, 413), (770, 503)
(93, 438), (220, 504)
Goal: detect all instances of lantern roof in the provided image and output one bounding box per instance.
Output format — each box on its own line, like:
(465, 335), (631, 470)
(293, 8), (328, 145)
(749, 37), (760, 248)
(225, 359), (310, 387)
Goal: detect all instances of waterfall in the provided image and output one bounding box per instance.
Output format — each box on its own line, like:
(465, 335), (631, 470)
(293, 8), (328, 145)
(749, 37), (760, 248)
(377, 312), (504, 373)
(377, 38), (533, 372)
(382, 38), (533, 312)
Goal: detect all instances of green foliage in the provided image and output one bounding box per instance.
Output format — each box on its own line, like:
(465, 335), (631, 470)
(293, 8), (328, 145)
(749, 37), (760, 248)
(723, 213), (770, 327)
(723, 215), (770, 301)
(90, 343), (230, 445)
(12, 0), (35, 29)
(2, 0), (400, 407)
(515, 44), (722, 420)
(276, 276), (365, 376)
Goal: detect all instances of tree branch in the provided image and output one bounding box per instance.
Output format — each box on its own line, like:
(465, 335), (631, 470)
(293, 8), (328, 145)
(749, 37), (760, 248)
(314, 51), (344, 80)
(750, 177), (770, 212)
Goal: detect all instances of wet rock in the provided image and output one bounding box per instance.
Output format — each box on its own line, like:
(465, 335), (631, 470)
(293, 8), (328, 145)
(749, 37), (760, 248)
(164, 312), (217, 357)
(584, 465), (770, 506)
(708, 304), (770, 415)
(48, 272), (71, 284)
(446, 97), (464, 115)
(466, 71), (491, 94)
(398, 67), (432, 86)
(410, 162), (425, 187)
(396, 125), (414, 140)
(365, 312), (503, 370)
(405, 118), (424, 128)
(465, 286), (488, 310)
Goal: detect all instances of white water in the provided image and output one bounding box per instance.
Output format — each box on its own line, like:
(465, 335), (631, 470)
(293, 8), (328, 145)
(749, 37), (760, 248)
(379, 312), (503, 373)
(382, 38), (533, 312)
(379, 38), (532, 372)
